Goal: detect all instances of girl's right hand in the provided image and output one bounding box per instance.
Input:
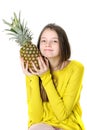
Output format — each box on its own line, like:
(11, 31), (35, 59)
(20, 57), (32, 76)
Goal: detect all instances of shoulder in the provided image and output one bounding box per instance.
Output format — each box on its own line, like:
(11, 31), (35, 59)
(71, 60), (84, 68)
(69, 60), (84, 72)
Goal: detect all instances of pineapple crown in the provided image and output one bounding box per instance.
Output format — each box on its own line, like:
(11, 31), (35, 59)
(3, 12), (33, 46)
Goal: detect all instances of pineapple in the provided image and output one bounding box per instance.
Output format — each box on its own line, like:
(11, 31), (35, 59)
(3, 12), (40, 70)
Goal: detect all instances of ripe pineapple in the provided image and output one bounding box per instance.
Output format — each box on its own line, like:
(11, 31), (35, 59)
(3, 12), (40, 70)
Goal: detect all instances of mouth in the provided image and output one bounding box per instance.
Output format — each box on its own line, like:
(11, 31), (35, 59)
(44, 49), (53, 51)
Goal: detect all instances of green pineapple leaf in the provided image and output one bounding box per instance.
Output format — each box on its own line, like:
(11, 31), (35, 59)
(3, 11), (33, 46)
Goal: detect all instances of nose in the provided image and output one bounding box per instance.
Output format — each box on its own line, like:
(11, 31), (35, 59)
(45, 41), (51, 46)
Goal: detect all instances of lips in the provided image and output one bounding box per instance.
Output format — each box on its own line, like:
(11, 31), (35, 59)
(44, 49), (53, 51)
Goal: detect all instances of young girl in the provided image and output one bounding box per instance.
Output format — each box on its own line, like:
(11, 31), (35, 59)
(20, 23), (85, 130)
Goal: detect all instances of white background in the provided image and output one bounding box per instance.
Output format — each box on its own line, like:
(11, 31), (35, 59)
(0, 0), (87, 130)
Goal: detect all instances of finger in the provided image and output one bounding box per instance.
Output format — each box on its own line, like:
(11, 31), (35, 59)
(31, 61), (39, 72)
(20, 57), (23, 65)
(20, 57), (25, 70)
(29, 68), (38, 75)
(37, 56), (45, 69)
(26, 61), (29, 71)
(39, 56), (48, 68)
(44, 58), (49, 67)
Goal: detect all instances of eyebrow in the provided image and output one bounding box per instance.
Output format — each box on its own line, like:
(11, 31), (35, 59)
(52, 37), (58, 39)
(41, 37), (58, 39)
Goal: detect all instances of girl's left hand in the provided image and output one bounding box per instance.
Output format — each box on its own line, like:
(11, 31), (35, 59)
(29, 56), (49, 76)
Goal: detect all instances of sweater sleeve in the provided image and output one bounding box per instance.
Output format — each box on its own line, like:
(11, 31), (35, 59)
(40, 65), (84, 121)
(26, 75), (43, 123)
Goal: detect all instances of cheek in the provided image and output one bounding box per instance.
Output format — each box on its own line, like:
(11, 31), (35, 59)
(39, 45), (44, 54)
(54, 45), (60, 54)
(39, 44), (42, 51)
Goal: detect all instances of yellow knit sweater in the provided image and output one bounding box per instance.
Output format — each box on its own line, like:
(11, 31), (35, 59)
(26, 60), (85, 130)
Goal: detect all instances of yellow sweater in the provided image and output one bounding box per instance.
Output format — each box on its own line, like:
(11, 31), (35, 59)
(26, 60), (85, 130)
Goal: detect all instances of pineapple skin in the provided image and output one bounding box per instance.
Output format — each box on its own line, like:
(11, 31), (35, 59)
(3, 12), (40, 70)
(20, 42), (40, 69)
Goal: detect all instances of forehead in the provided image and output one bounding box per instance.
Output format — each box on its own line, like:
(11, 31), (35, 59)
(41, 28), (58, 38)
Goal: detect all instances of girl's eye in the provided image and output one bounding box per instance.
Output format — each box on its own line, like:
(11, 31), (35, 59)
(40, 40), (46, 43)
(53, 40), (58, 43)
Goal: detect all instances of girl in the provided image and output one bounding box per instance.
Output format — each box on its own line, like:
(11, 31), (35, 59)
(20, 23), (85, 130)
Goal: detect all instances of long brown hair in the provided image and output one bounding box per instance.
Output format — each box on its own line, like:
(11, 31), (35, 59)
(37, 23), (71, 101)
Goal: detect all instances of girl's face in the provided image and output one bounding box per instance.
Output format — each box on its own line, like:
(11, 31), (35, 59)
(40, 29), (60, 59)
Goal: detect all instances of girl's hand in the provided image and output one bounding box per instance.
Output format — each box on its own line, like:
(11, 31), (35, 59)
(20, 57), (33, 76)
(29, 56), (49, 76)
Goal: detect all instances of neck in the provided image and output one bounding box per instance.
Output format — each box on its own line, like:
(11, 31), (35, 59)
(48, 58), (61, 71)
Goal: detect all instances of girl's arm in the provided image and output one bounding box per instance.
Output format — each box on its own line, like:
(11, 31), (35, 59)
(26, 75), (43, 123)
(26, 56), (84, 122)
(20, 57), (43, 123)
(40, 64), (84, 121)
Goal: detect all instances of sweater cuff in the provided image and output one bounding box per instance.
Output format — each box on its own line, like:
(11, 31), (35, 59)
(26, 75), (39, 80)
(39, 70), (50, 79)
(39, 70), (52, 87)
